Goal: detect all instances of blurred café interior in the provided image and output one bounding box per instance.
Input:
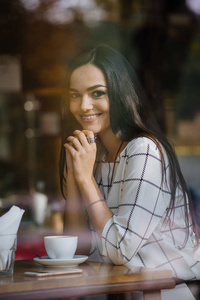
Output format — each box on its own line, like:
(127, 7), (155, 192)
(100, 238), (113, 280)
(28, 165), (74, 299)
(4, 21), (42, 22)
(0, 0), (200, 258)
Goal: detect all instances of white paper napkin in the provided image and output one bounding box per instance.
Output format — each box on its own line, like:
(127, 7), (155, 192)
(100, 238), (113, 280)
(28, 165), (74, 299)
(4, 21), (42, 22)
(0, 205), (25, 271)
(0, 205), (25, 234)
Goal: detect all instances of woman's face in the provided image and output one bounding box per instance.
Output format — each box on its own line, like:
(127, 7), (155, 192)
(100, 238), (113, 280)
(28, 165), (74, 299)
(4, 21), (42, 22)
(69, 64), (111, 135)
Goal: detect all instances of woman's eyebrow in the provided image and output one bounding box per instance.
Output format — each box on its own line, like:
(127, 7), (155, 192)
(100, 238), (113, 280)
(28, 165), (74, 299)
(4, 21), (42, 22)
(69, 88), (79, 92)
(87, 84), (107, 91)
(69, 85), (107, 92)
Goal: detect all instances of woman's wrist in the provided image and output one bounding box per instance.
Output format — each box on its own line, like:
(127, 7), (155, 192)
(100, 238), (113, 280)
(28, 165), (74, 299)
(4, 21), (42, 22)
(86, 199), (106, 210)
(66, 173), (79, 190)
(75, 174), (94, 186)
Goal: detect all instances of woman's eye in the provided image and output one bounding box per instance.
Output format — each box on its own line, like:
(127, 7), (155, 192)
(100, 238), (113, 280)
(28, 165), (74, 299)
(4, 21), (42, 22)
(70, 93), (80, 99)
(93, 91), (105, 97)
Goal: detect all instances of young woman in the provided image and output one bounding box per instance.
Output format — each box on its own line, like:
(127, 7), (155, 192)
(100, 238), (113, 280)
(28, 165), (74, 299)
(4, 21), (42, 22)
(60, 44), (200, 282)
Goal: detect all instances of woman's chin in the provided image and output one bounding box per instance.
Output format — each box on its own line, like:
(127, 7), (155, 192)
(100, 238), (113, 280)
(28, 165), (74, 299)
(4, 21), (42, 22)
(81, 125), (99, 134)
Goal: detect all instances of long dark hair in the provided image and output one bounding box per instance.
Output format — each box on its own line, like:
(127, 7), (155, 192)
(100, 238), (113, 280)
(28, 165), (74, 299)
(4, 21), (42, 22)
(60, 44), (199, 246)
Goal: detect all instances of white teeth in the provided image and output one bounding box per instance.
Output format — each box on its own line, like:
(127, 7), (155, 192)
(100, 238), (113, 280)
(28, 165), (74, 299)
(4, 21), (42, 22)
(82, 114), (99, 120)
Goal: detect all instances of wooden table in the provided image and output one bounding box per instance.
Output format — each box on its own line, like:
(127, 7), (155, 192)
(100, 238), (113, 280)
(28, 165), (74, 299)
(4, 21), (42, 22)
(0, 260), (175, 300)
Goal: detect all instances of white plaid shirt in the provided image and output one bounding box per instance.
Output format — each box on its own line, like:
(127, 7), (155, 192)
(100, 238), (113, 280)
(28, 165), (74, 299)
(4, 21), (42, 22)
(89, 137), (200, 280)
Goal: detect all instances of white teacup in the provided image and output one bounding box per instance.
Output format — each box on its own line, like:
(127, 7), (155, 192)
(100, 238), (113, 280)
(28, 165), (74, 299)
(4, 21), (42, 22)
(44, 236), (78, 259)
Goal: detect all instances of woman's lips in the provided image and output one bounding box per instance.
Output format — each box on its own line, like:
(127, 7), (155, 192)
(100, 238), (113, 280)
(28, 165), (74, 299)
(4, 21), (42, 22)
(81, 114), (101, 121)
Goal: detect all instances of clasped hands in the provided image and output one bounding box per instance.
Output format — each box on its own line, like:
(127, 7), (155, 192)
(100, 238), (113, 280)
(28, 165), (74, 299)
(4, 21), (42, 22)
(64, 130), (97, 184)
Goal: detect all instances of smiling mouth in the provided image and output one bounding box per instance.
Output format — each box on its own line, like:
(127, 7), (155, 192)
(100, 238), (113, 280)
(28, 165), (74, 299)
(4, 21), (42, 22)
(82, 114), (101, 120)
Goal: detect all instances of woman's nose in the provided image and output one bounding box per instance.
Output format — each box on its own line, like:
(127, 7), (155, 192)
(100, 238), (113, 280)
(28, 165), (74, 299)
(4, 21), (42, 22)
(80, 95), (93, 112)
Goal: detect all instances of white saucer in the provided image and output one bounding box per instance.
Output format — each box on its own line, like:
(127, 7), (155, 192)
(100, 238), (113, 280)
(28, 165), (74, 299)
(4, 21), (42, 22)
(33, 255), (88, 268)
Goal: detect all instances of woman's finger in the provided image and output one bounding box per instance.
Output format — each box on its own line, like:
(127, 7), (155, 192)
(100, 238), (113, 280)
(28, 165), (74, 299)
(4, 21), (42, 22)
(80, 130), (97, 147)
(64, 142), (77, 156)
(66, 136), (82, 150)
(73, 130), (87, 146)
(73, 130), (95, 148)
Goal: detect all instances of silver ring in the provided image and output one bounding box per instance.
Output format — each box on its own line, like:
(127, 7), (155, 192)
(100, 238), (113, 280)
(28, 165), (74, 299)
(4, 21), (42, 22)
(88, 137), (96, 144)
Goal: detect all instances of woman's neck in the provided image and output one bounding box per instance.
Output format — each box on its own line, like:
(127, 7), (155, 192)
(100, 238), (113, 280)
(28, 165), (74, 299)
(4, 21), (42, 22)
(98, 131), (127, 162)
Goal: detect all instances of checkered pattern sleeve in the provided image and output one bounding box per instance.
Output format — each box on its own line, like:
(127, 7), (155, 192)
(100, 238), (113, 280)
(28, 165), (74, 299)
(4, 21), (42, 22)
(101, 138), (171, 265)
